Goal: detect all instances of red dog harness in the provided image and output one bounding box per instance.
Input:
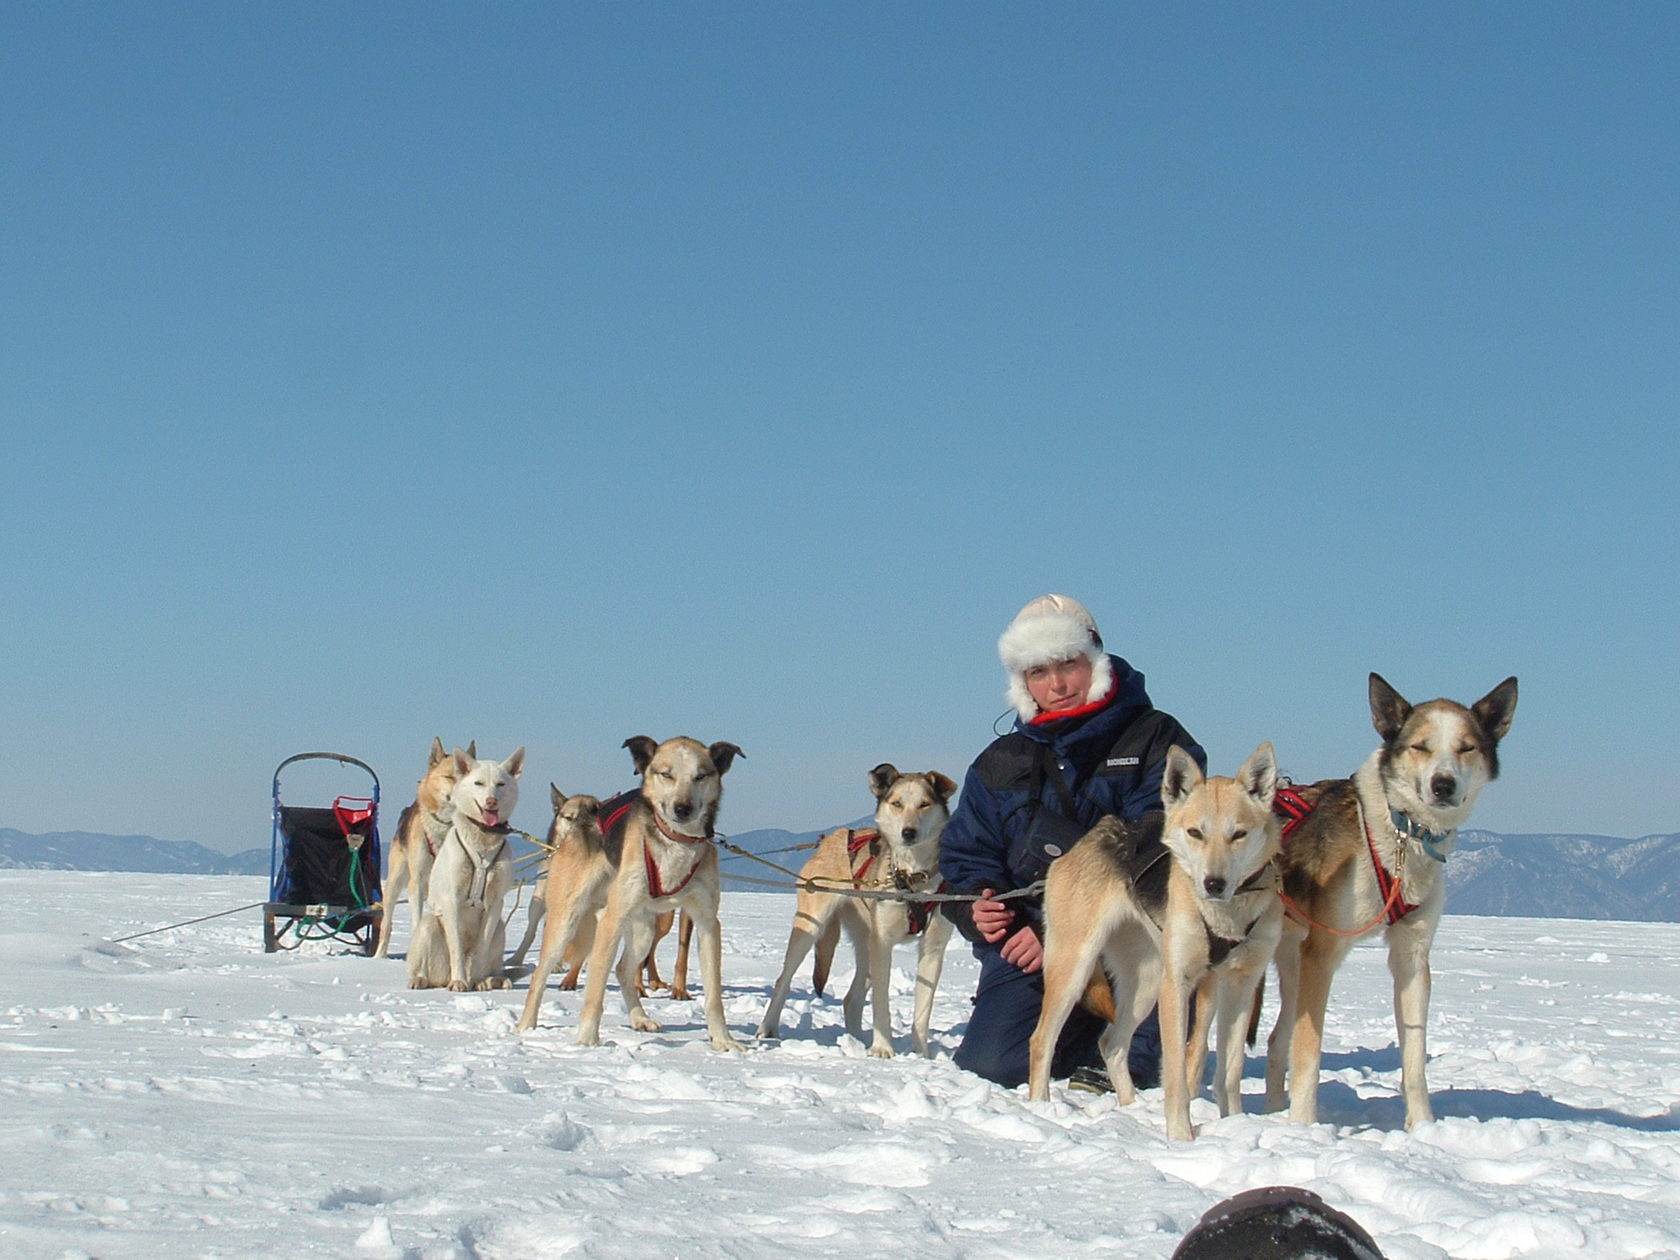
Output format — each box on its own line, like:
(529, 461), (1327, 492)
(845, 829), (941, 936)
(1273, 785), (1417, 928)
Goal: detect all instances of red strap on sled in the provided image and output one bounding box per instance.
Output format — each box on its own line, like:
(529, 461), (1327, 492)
(332, 796), (375, 837)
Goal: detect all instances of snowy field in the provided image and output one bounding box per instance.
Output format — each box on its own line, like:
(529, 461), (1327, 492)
(4, 872), (1680, 1259)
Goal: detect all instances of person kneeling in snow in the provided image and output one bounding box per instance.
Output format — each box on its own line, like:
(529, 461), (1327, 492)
(939, 594), (1205, 1091)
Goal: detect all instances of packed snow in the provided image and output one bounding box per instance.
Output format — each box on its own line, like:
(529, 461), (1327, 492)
(4, 871), (1680, 1259)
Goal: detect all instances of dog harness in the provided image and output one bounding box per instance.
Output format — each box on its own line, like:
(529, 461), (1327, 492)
(452, 825), (509, 909)
(646, 810), (710, 900)
(1272, 785), (1419, 928)
(845, 829), (941, 936)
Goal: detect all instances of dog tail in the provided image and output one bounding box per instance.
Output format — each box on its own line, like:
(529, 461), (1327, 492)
(811, 918), (841, 996)
(1078, 964), (1117, 1024)
(1246, 972), (1266, 1047)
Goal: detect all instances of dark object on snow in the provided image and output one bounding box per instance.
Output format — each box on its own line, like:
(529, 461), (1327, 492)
(264, 752), (383, 954)
(1171, 1186), (1385, 1260)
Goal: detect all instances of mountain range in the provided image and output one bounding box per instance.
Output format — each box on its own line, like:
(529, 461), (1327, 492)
(3, 823), (1677, 923)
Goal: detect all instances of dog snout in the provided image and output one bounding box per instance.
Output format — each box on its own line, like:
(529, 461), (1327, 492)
(1202, 875), (1227, 899)
(1430, 773), (1458, 803)
(673, 800), (694, 821)
(901, 826), (918, 843)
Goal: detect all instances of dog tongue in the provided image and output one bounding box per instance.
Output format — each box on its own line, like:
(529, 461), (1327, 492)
(482, 809), (500, 827)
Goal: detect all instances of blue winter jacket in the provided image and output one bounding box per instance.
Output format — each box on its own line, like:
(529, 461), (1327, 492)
(938, 655), (1205, 943)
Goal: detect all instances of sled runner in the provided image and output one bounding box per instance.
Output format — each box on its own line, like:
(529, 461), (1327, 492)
(263, 752), (384, 954)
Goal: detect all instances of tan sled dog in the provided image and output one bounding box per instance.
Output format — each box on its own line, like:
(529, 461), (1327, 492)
(1266, 673), (1518, 1130)
(517, 736), (745, 1052)
(374, 738), (474, 958)
(510, 786), (688, 994)
(406, 747), (525, 992)
(1028, 744), (1284, 1142)
(757, 764), (958, 1058)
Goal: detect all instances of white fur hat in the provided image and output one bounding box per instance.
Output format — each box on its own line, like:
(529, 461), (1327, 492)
(998, 594), (1114, 720)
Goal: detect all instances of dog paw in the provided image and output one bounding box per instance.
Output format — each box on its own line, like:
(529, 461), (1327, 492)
(447, 980), (470, 993)
(671, 986), (692, 1001)
(630, 1014), (662, 1033)
(868, 1041), (895, 1059)
(755, 1024), (779, 1040)
(711, 1034), (746, 1053)
(1165, 1119), (1197, 1142)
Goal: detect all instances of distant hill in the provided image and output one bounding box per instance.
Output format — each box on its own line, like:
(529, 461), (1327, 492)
(5, 823), (1677, 922)
(0, 828), (270, 876)
(1446, 830), (1680, 923)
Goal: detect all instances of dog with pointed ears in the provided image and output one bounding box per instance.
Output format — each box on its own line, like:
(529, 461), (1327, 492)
(1027, 743), (1284, 1140)
(406, 747), (525, 992)
(374, 738), (474, 959)
(1264, 673), (1518, 1130)
(517, 736), (745, 1052)
(757, 764), (959, 1058)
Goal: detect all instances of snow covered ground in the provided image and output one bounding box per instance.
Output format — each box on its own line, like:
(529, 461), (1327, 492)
(4, 871), (1680, 1259)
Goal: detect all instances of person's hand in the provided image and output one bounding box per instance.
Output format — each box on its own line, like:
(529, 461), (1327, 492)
(1000, 924), (1043, 973)
(970, 889), (1015, 943)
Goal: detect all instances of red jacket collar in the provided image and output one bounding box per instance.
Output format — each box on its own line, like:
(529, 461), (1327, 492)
(1027, 677), (1118, 726)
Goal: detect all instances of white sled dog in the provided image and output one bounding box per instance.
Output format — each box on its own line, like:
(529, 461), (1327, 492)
(406, 747), (525, 992)
(1266, 673), (1518, 1129)
(374, 738), (474, 958)
(1027, 744), (1284, 1141)
(517, 736), (745, 1052)
(757, 764), (958, 1058)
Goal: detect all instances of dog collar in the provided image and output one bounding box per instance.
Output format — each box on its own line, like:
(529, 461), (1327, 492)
(653, 811), (712, 846)
(1389, 809), (1453, 864)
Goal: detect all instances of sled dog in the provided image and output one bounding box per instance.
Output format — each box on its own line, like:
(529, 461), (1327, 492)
(374, 738), (474, 958)
(508, 789), (686, 1000)
(517, 736), (745, 1052)
(507, 786), (607, 984)
(757, 764), (958, 1058)
(1265, 673), (1518, 1129)
(1028, 744), (1284, 1141)
(406, 747), (525, 992)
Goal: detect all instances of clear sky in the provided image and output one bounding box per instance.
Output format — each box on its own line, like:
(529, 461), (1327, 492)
(3, 3), (1674, 853)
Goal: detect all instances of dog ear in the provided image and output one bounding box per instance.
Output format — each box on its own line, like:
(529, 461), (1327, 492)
(708, 742), (744, 775)
(926, 771), (959, 805)
(868, 763), (900, 800)
(1161, 745), (1204, 809)
(573, 795), (601, 817)
(428, 737), (446, 767)
(1473, 676), (1519, 744)
(1368, 673), (1411, 742)
(1238, 742), (1278, 807)
(451, 748), (472, 775)
(466, 740), (478, 759)
(623, 736), (658, 776)
(503, 747), (526, 778)
(550, 783), (565, 811)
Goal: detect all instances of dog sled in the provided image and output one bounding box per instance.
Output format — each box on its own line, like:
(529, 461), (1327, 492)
(264, 752), (384, 954)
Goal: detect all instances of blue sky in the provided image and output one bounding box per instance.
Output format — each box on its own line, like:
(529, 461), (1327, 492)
(3, 3), (1674, 853)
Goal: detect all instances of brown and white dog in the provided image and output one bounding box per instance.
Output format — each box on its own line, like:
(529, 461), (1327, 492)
(1265, 673), (1518, 1129)
(405, 747), (525, 992)
(756, 764), (958, 1058)
(374, 738), (474, 959)
(516, 736), (745, 1052)
(1027, 744), (1284, 1142)
(508, 788), (684, 992)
